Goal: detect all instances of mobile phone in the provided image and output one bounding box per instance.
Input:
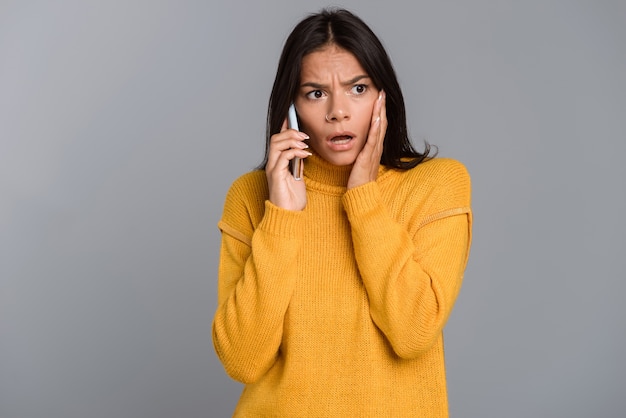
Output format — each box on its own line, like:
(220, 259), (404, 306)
(288, 103), (303, 180)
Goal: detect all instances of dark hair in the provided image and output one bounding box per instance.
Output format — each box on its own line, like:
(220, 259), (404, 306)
(259, 8), (434, 170)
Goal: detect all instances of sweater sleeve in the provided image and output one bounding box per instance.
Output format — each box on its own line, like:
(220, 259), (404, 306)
(212, 182), (304, 383)
(342, 163), (471, 359)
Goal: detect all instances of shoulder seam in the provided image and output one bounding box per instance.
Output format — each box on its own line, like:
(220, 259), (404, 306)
(416, 206), (471, 229)
(218, 220), (252, 247)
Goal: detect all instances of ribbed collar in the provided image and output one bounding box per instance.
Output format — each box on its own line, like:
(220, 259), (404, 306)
(302, 151), (390, 195)
(302, 152), (353, 190)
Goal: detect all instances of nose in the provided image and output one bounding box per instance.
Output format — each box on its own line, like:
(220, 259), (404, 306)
(325, 96), (350, 122)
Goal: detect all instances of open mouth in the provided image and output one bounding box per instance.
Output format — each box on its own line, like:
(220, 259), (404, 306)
(330, 135), (353, 144)
(326, 131), (357, 150)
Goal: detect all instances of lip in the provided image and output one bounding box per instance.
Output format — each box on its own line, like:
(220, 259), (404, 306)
(325, 131), (358, 151)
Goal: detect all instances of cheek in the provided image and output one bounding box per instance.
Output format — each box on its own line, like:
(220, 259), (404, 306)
(296, 111), (322, 135)
(367, 96), (378, 115)
(358, 100), (377, 129)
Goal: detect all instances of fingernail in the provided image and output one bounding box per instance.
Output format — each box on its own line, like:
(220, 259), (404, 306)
(299, 132), (309, 139)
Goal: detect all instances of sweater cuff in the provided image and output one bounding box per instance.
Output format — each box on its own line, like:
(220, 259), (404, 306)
(342, 181), (382, 219)
(257, 200), (304, 238)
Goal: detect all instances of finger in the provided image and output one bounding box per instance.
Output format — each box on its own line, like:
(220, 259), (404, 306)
(377, 90), (386, 129)
(280, 118), (289, 133)
(267, 131), (310, 171)
(271, 130), (309, 147)
(271, 148), (312, 175)
(377, 91), (387, 154)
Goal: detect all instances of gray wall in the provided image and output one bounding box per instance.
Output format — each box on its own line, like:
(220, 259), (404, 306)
(1, 1), (624, 417)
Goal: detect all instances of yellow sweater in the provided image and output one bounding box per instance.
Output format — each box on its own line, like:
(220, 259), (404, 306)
(213, 153), (472, 417)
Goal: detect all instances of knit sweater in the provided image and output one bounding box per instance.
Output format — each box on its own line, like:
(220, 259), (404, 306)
(213, 153), (472, 417)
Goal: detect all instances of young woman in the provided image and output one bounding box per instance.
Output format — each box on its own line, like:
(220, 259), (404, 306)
(213, 8), (472, 417)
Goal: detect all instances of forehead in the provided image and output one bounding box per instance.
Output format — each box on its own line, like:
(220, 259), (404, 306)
(300, 45), (367, 80)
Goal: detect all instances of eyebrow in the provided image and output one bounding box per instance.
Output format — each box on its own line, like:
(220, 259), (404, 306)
(300, 75), (371, 89)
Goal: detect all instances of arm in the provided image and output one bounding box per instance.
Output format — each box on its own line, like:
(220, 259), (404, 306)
(213, 116), (310, 383)
(212, 197), (303, 383)
(342, 172), (471, 359)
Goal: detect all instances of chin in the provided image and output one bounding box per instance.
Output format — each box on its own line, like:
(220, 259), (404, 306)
(322, 153), (357, 166)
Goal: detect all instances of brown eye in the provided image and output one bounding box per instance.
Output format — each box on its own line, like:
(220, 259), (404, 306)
(306, 90), (325, 99)
(351, 84), (367, 95)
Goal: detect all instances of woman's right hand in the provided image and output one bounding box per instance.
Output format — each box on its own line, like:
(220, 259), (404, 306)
(266, 119), (311, 211)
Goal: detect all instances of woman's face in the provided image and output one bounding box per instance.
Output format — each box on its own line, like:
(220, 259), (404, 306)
(294, 45), (380, 167)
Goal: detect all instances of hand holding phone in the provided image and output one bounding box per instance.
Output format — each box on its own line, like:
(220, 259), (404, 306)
(288, 104), (303, 180)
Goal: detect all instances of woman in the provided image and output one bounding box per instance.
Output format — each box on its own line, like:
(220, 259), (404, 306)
(213, 8), (471, 417)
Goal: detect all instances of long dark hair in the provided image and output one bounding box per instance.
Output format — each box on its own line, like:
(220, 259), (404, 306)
(259, 8), (434, 170)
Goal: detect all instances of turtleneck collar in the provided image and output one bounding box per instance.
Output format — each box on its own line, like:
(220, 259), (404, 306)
(301, 151), (391, 195)
(302, 151), (353, 190)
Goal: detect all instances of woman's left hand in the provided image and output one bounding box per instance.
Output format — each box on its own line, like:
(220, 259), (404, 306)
(347, 90), (387, 189)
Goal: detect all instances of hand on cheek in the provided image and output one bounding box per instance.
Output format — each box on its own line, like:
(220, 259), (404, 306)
(347, 90), (387, 190)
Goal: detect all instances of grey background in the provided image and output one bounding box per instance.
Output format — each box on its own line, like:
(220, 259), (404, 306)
(1, 0), (625, 417)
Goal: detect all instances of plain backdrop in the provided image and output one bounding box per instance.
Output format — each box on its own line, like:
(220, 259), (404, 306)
(1, 1), (625, 417)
